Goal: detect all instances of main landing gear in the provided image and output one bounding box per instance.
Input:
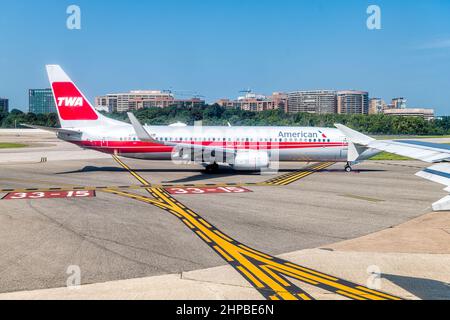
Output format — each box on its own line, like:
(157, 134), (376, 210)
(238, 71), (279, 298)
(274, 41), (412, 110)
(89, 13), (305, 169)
(344, 162), (353, 172)
(205, 163), (220, 173)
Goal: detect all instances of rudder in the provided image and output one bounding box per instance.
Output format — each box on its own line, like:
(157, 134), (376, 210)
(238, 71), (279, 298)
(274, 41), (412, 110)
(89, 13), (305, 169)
(46, 65), (102, 128)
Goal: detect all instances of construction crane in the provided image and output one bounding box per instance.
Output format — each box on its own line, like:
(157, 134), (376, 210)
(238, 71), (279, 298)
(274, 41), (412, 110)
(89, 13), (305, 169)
(239, 88), (253, 94)
(163, 89), (205, 99)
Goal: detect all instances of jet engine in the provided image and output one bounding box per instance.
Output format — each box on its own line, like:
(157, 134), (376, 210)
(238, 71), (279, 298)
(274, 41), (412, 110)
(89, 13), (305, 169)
(231, 150), (270, 171)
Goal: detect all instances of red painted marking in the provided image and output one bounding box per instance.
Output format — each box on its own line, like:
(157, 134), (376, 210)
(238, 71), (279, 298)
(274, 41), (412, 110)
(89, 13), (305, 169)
(71, 140), (347, 154)
(2, 190), (96, 200)
(165, 186), (252, 195)
(52, 82), (98, 120)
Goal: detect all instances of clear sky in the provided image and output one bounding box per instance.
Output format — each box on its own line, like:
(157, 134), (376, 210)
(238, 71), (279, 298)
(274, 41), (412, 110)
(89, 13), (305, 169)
(1, 0), (450, 115)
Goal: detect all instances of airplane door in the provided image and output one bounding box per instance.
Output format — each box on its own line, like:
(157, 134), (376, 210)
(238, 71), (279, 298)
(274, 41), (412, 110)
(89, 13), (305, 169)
(101, 137), (108, 147)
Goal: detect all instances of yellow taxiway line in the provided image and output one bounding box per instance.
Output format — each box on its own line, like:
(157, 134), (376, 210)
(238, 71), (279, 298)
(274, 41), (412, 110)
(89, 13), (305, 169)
(106, 155), (401, 301)
(0, 162), (334, 194)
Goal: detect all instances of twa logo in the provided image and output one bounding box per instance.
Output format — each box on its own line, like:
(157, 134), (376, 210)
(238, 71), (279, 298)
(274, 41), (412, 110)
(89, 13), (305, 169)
(58, 97), (83, 107)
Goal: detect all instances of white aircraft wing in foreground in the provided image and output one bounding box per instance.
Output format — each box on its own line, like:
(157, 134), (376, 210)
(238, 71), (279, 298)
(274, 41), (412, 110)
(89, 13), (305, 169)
(335, 124), (450, 211)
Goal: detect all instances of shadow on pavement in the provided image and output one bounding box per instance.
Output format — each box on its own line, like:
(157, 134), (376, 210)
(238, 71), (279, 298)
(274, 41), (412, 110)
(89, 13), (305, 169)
(383, 273), (450, 300)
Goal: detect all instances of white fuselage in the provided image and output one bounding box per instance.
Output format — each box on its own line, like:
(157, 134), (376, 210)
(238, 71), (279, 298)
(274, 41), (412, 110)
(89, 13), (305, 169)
(57, 123), (369, 163)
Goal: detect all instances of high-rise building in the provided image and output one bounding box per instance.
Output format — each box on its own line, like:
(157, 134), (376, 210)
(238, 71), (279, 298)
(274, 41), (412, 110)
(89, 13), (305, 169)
(287, 90), (337, 114)
(391, 97), (407, 109)
(369, 98), (387, 114)
(29, 89), (56, 114)
(271, 92), (289, 113)
(95, 90), (205, 112)
(0, 98), (9, 113)
(337, 90), (369, 114)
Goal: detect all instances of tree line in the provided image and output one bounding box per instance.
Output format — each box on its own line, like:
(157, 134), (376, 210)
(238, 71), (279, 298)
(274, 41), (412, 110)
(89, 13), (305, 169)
(1, 106), (449, 136)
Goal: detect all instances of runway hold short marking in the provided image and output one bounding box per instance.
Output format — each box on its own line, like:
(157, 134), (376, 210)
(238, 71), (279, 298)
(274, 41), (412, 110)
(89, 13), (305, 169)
(165, 186), (252, 195)
(2, 190), (96, 200)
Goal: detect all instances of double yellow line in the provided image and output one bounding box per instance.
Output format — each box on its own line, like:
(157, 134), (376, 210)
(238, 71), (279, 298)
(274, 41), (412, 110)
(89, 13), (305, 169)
(112, 155), (151, 186)
(0, 161), (332, 194)
(265, 162), (334, 186)
(107, 155), (401, 301)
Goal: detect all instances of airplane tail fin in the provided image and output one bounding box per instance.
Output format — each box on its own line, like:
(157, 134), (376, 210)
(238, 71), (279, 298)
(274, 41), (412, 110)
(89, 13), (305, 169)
(46, 65), (106, 128)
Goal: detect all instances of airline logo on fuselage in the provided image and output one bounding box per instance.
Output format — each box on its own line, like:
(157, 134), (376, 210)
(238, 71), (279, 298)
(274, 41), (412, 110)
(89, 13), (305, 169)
(57, 97), (83, 107)
(278, 131), (318, 139)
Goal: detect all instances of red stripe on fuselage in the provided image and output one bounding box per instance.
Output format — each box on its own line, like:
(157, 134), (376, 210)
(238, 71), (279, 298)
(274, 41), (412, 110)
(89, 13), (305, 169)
(71, 140), (346, 154)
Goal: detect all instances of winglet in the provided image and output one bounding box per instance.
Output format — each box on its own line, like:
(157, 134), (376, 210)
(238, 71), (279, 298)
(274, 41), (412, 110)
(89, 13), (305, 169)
(334, 124), (375, 146)
(127, 112), (157, 143)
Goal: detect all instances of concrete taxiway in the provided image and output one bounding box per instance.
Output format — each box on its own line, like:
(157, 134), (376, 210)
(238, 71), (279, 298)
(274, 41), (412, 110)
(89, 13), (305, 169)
(0, 130), (449, 299)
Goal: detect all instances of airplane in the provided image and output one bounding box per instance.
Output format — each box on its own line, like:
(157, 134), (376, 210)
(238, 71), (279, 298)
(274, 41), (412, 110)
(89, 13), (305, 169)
(28, 65), (383, 172)
(24, 65), (449, 211)
(335, 124), (450, 211)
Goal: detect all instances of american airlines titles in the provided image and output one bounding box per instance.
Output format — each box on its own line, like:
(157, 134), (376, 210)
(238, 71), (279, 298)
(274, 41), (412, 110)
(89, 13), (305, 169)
(278, 131), (318, 139)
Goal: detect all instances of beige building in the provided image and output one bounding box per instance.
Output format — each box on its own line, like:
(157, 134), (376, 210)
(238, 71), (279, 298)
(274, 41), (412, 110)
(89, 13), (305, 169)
(216, 92), (288, 112)
(95, 90), (204, 112)
(287, 90), (337, 114)
(383, 108), (435, 121)
(369, 98), (387, 114)
(337, 90), (369, 114)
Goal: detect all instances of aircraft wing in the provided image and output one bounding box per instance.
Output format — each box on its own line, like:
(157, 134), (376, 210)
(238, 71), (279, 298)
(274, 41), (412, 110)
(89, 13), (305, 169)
(367, 140), (450, 163)
(335, 124), (450, 211)
(20, 123), (82, 135)
(127, 113), (237, 156)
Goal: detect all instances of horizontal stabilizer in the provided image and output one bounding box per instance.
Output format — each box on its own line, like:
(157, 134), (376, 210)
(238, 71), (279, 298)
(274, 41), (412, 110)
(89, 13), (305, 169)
(20, 123), (81, 135)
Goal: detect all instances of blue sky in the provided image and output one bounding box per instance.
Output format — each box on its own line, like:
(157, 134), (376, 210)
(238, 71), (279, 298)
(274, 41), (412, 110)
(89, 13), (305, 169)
(1, 0), (450, 115)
